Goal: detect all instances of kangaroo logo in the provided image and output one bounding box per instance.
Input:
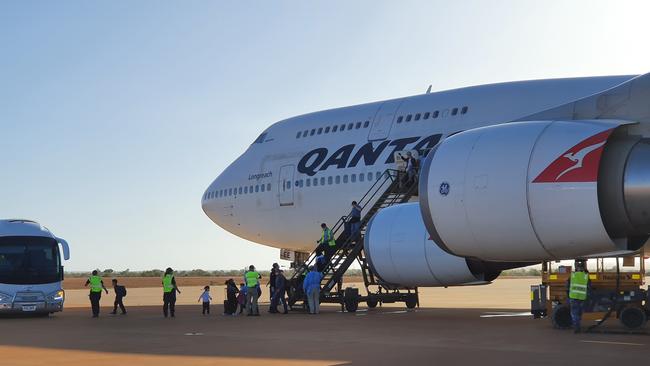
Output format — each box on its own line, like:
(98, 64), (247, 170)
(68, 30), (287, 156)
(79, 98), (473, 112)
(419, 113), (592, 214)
(533, 129), (613, 183)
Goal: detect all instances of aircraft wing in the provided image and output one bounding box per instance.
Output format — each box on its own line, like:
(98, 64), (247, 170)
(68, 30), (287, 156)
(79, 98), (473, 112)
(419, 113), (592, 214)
(516, 72), (650, 124)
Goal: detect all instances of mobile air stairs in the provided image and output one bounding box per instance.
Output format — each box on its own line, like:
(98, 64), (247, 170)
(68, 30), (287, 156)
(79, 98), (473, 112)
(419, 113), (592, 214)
(287, 169), (420, 312)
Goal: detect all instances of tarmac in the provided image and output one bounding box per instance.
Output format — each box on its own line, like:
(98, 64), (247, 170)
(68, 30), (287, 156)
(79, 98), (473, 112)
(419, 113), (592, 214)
(1, 278), (648, 366)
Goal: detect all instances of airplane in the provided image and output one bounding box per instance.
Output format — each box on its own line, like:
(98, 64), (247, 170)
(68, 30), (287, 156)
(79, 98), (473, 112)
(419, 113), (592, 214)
(201, 74), (650, 288)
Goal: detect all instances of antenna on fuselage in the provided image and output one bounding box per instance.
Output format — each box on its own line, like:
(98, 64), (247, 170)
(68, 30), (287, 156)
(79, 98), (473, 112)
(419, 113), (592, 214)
(426, 85), (432, 94)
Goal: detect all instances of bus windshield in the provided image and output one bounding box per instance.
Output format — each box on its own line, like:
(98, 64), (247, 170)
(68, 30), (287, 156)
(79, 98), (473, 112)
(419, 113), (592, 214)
(0, 236), (61, 285)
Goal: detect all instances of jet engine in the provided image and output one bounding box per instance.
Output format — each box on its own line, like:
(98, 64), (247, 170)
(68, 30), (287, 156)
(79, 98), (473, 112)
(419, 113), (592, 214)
(364, 203), (529, 287)
(419, 119), (650, 261)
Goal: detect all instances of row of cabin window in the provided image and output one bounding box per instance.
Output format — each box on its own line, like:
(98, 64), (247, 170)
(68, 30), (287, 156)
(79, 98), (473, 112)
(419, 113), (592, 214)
(205, 170), (386, 200)
(205, 183), (273, 200)
(396, 106), (468, 124)
(296, 120), (370, 139)
(286, 171), (384, 189)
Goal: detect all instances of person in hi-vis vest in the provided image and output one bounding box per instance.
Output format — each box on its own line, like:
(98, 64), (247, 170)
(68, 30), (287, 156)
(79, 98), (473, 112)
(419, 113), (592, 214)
(567, 260), (590, 333)
(244, 265), (261, 316)
(162, 267), (181, 318)
(318, 223), (336, 259)
(84, 270), (108, 318)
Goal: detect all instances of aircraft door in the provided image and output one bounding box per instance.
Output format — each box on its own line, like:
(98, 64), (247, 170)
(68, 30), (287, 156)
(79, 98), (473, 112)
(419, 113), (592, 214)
(278, 164), (295, 206)
(368, 99), (403, 141)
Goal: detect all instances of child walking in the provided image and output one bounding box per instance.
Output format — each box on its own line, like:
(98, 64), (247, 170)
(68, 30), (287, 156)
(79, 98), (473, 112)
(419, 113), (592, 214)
(198, 285), (212, 315)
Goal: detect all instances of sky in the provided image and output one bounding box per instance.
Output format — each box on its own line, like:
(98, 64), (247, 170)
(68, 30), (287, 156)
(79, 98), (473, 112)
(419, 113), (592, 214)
(1, 1), (650, 271)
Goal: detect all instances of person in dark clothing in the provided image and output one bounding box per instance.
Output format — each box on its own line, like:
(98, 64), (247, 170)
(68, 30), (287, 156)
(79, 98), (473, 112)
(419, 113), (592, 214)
(110, 279), (127, 315)
(315, 250), (326, 273)
(162, 267), (181, 318)
(349, 201), (362, 240)
(270, 270), (288, 314)
(268, 263), (279, 311)
(225, 279), (239, 316)
(398, 151), (418, 186)
(84, 270), (108, 318)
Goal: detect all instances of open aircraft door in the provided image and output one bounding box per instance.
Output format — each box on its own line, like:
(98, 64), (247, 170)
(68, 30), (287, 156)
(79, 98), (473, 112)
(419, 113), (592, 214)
(368, 99), (402, 141)
(278, 164), (295, 206)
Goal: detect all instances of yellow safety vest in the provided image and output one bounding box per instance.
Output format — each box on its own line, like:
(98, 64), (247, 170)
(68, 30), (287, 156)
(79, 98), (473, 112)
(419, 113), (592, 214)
(321, 228), (336, 247)
(245, 271), (260, 288)
(569, 271), (589, 300)
(89, 275), (103, 293)
(162, 274), (175, 293)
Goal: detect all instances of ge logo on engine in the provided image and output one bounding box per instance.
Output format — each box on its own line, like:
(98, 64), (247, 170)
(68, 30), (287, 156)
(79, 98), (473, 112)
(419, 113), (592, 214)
(439, 182), (450, 196)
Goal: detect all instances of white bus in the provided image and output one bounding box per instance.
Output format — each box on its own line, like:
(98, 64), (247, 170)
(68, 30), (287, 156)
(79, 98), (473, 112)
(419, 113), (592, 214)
(0, 219), (70, 315)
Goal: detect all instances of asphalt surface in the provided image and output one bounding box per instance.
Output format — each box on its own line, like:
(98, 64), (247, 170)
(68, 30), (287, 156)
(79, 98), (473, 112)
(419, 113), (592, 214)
(1, 304), (647, 366)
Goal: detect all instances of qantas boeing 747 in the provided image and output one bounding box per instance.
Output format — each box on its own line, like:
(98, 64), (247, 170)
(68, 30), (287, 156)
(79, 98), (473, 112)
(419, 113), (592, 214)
(202, 74), (650, 287)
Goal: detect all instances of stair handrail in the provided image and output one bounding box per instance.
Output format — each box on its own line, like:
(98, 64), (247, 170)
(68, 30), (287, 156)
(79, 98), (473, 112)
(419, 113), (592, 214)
(288, 169), (399, 282)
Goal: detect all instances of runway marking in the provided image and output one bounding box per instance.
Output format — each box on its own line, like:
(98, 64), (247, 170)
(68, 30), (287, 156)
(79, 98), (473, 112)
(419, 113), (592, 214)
(580, 340), (644, 346)
(184, 332), (204, 336)
(337, 309), (368, 314)
(480, 312), (532, 318)
(382, 310), (409, 315)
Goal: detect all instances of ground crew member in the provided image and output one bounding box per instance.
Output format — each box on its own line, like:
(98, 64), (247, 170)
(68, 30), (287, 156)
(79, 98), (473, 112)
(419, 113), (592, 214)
(319, 223), (336, 259)
(110, 279), (127, 315)
(84, 270), (108, 318)
(568, 260), (590, 333)
(162, 267), (181, 318)
(244, 265), (261, 316)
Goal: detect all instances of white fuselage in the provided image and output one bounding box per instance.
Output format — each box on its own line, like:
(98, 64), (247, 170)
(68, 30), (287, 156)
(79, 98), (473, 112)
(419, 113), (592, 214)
(202, 76), (635, 252)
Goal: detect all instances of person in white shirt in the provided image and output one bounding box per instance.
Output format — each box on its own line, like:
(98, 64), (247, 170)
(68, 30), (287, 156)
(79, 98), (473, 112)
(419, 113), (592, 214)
(198, 285), (213, 315)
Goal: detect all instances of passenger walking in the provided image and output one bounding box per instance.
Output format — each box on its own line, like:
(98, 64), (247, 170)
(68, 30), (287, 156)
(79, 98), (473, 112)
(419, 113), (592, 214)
(84, 270), (108, 318)
(568, 260), (590, 333)
(315, 250), (326, 272)
(319, 223), (336, 259)
(268, 263), (279, 311)
(303, 266), (323, 314)
(110, 279), (127, 315)
(398, 151), (417, 186)
(225, 279), (239, 315)
(244, 265), (261, 316)
(270, 269), (288, 314)
(349, 201), (362, 239)
(162, 267), (181, 318)
(198, 286), (212, 315)
(237, 283), (247, 314)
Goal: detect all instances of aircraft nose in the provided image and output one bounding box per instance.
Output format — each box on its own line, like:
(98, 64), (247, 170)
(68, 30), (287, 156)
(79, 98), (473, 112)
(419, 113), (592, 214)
(201, 173), (234, 230)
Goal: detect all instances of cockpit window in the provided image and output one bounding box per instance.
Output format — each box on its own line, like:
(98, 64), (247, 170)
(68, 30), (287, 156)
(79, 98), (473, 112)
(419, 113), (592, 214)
(253, 132), (268, 144)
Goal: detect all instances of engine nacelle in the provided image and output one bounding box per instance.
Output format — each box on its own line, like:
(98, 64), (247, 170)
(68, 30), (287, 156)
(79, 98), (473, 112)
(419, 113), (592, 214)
(364, 203), (525, 287)
(419, 120), (650, 261)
